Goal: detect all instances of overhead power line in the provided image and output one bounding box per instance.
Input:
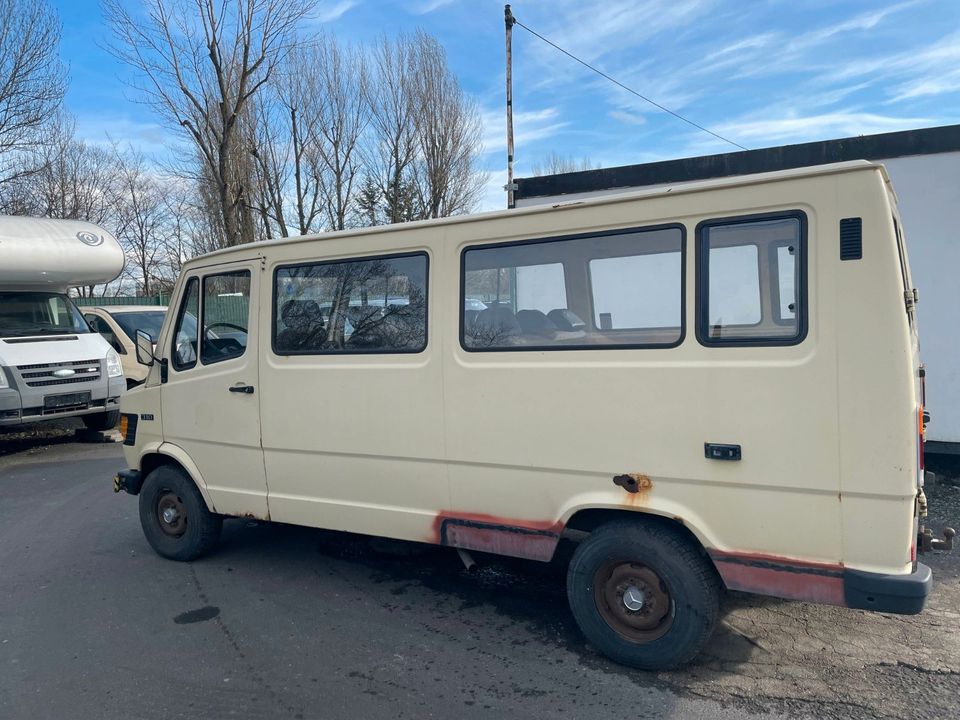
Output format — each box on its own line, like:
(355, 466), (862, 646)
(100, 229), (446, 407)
(511, 18), (749, 152)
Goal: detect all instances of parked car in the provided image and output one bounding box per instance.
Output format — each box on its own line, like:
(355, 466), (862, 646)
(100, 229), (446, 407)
(84, 306), (167, 388)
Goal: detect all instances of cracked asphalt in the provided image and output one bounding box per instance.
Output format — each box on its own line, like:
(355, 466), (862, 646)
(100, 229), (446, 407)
(1, 432), (957, 720)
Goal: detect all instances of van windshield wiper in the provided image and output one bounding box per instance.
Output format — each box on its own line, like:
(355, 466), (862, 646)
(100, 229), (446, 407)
(0, 328), (84, 338)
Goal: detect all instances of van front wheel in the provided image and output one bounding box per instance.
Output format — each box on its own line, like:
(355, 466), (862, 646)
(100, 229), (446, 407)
(566, 520), (720, 670)
(138, 466), (222, 561)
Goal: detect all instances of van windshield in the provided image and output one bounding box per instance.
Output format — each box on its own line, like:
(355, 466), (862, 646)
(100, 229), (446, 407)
(112, 310), (166, 343)
(0, 292), (92, 338)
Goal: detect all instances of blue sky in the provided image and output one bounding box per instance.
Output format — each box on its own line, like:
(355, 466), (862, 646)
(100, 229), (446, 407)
(52, 0), (960, 210)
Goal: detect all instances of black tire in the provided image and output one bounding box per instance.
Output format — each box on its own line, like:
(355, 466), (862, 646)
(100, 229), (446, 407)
(566, 519), (720, 670)
(138, 465), (222, 561)
(82, 409), (120, 431)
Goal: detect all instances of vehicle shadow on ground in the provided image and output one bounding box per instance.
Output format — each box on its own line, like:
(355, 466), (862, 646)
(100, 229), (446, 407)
(0, 420), (84, 458)
(177, 516), (960, 719)
(214, 518), (762, 676)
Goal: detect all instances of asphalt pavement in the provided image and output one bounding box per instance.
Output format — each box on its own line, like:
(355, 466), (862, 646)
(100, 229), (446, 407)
(1, 438), (958, 720)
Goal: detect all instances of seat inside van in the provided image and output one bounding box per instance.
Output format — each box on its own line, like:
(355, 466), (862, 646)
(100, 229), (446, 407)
(276, 299), (326, 351)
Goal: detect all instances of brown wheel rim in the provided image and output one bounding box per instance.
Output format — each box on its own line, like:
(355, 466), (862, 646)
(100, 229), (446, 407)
(593, 561), (674, 643)
(156, 490), (188, 537)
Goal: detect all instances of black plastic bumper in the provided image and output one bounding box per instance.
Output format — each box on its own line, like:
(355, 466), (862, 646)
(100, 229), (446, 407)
(113, 469), (143, 496)
(844, 563), (932, 615)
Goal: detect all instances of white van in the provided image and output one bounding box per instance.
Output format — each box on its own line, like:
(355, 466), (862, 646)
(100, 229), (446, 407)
(114, 161), (952, 669)
(0, 218), (126, 430)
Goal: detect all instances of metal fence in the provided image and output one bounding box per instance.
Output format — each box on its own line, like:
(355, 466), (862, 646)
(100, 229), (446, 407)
(204, 297), (250, 328)
(74, 295), (249, 329)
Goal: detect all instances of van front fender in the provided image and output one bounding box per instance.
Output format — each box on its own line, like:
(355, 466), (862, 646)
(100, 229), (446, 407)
(135, 441), (217, 513)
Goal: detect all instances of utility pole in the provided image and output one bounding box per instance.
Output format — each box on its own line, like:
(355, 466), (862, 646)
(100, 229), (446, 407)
(504, 4), (516, 208)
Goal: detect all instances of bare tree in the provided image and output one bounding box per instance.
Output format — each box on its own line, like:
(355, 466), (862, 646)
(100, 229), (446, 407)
(364, 34), (419, 225)
(247, 34), (368, 236)
(245, 93), (294, 238)
(530, 152), (599, 176)
(312, 34), (367, 231)
(113, 147), (168, 297)
(0, 0), (66, 184)
(409, 30), (485, 220)
(0, 113), (118, 226)
(248, 43), (326, 238)
(104, 0), (311, 247)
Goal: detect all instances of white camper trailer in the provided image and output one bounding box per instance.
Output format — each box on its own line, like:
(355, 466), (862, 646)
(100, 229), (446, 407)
(0, 217), (126, 430)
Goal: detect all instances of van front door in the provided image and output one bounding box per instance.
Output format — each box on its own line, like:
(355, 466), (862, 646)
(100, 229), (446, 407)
(160, 261), (268, 518)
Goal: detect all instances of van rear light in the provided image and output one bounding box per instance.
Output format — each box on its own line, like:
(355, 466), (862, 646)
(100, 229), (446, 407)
(918, 405), (925, 472)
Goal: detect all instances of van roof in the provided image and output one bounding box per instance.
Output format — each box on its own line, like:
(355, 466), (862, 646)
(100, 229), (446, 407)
(188, 160), (884, 268)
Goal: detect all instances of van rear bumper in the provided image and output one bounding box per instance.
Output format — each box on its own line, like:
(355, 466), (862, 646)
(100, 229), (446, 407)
(844, 563), (932, 615)
(710, 550), (932, 614)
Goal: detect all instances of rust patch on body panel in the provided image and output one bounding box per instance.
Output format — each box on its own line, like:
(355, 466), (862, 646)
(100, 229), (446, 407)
(433, 512), (564, 562)
(613, 473), (652, 493)
(709, 550), (846, 606)
(614, 473), (653, 505)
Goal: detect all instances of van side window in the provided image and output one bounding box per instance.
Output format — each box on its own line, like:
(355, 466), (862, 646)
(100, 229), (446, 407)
(461, 225), (684, 350)
(273, 253), (428, 354)
(172, 277), (200, 370)
(697, 213), (805, 345)
(590, 252), (682, 331)
(201, 271), (251, 364)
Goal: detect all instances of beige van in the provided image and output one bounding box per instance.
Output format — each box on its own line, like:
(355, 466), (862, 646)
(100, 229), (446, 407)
(84, 306), (167, 388)
(113, 161), (952, 669)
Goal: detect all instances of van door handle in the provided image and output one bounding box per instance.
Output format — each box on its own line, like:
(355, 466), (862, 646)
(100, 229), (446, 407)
(705, 443), (741, 461)
(229, 384), (255, 394)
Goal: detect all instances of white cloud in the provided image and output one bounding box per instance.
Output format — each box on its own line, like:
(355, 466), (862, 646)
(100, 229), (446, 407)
(891, 67), (960, 102)
(73, 114), (173, 157)
(829, 30), (960, 94)
(715, 111), (932, 145)
(314, 0), (360, 23)
(535, 0), (717, 64)
(478, 169), (508, 212)
(704, 32), (779, 62)
(480, 106), (571, 155)
(608, 109), (646, 126)
(792, 0), (921, 48)
(715, 1), (923, 81)
(410, 0), (454, 14)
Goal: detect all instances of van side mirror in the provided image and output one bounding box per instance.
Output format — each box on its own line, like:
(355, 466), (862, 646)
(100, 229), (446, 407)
(135, 329), (155, 366)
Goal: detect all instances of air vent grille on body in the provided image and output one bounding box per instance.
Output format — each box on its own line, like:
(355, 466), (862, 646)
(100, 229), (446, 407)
(840, 217), (862, 261)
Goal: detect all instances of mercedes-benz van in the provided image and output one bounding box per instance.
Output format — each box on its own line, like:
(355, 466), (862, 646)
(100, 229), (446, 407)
(114, 161), (952, 669)
(0, 218), (125, 430)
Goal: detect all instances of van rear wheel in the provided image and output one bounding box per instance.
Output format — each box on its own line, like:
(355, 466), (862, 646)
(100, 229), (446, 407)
(566, 519), (719, 670)
(138, 465), (222, 561)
